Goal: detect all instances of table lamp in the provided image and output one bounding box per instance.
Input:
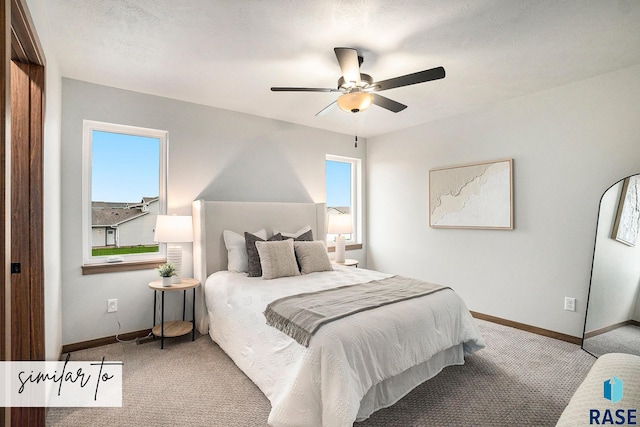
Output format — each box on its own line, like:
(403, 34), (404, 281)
(154, 215), (193, 284)
(328, 213), (352, 263)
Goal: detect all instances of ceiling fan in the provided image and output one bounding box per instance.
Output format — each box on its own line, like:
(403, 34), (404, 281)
(271, 47), (445, 115)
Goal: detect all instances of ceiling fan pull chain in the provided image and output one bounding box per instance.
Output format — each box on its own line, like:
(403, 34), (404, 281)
(354, 116), (358, 148)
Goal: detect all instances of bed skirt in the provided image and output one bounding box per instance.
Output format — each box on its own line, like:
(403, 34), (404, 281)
(356, 343), (464, 421)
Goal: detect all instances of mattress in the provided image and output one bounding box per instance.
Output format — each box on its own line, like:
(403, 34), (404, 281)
(204, 265), (484, 426)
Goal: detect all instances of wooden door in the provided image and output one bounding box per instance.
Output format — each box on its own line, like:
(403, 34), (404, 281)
(10, 59), (45, 359)
(9, 56), (45, 427)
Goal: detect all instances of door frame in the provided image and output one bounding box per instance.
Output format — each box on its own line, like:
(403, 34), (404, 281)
(2, 0), (46, 426)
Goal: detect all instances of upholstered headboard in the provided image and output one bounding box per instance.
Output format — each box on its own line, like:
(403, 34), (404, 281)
(191, 200), (326, 333)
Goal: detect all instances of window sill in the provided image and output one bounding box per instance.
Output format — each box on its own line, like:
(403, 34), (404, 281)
(82, 259), (166, 275)
(327, 243), (363, 253)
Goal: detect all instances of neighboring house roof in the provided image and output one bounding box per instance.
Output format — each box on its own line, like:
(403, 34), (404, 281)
(129, 196), (159, 209)
(92, 201), (128, 209)
(92, 208), (147, 227)
(92, 197), (158, 227)
(327, 206), (350, 215)
(141, 197), (158, 204)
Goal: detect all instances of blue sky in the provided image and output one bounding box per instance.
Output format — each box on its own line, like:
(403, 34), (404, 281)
(91, 131), (160, 202)
(326, 160), (351, 207)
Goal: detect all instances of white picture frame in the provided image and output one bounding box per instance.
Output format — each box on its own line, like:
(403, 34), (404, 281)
(612, 175), (640, 246)
(429, 159), (513, 229)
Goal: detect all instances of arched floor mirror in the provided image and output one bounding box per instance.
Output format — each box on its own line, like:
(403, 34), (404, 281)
(582, 174), (640, 357)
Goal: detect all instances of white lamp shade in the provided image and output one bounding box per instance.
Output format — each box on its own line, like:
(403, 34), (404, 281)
(327, 214), (353, 235)
(154, 215), (193, 243)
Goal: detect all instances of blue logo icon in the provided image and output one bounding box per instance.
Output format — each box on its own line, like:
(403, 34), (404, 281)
(604, 376), (623, 404)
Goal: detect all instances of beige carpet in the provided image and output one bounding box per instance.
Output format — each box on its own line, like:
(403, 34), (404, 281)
(46, 320), (595, 426)
(583, 325), (640, 357)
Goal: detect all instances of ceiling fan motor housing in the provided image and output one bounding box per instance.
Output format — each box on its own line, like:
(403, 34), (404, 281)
(338, 73), (374, 91)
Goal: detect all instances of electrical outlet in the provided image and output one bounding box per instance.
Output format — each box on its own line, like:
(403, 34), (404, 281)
(107, 299), (118, 313)
(564, 297), (576, 312)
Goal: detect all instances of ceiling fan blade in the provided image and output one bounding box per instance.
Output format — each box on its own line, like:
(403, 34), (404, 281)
(315, 101), (337, 116)
(371, 93), (407, 113)
(271, 87), (340, 92)
(373, 66), (445, 91)
(334, 47), (361, 86)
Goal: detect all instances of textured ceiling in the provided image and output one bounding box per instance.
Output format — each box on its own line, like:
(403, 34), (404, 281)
(42, 0), (640, 137)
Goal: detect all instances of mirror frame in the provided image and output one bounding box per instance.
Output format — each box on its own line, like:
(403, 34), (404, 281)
(582, 173), (640, 357)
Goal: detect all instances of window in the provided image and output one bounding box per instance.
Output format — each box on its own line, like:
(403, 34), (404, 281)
(326, 155), (361, 245)
(82, 120), (167, 265)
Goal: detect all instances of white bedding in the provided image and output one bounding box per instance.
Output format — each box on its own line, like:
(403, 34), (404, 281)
(204, 266), (484, 427)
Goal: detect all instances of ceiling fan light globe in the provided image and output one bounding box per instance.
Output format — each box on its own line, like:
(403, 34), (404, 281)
(337, 92), (373, 113)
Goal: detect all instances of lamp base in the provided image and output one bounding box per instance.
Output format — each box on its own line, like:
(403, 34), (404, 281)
(167, 245), (182, 284)
(334, 235), (346, 264)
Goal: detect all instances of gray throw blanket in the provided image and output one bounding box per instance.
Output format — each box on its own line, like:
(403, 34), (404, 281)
(264, 275), (449, 347)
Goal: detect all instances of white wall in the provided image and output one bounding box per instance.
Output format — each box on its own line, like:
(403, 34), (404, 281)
(117, 214), (157, 247)
(584, 179), (640, 332)
(367, 64), (640, 339)
(26, 0), (63, 360)
(61, 79), (366, 345)
(635, 283), (640, 321)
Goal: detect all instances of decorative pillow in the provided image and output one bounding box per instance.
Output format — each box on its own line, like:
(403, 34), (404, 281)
(245, 232), (283, 277)
(274, 225), (313, 241)
(223, 229), (267, 272)
(255, 240), (301, 280)
(294, 241), (333, 274)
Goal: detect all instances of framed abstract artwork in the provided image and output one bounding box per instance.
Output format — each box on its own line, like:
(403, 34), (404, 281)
(612, 175), (640, 246)
(429, 159), (513, 229)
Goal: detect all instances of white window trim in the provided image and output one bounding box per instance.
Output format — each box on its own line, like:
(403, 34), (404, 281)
(82, 120), (168, 265)
(326, 154), (362, 246)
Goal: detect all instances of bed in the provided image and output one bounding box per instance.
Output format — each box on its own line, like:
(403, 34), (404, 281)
(192, 200), (485, 427)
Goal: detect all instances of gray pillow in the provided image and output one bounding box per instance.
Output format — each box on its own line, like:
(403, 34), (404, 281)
(245, 232), (283, 277)
(294, 241), (333, 274)
(255, 240), (301, 280)
(290, 229), (313, 241)
(275, 225), (313, 241)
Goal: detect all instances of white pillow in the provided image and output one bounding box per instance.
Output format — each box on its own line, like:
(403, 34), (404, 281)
(223, 229), (267, 272)
(255, 240), (300, 280)
(294, 241), (333, 274)
(273, 225), (313, 240)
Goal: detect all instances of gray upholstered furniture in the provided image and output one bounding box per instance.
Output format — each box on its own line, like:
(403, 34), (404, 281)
(556, 353), (640, 426)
